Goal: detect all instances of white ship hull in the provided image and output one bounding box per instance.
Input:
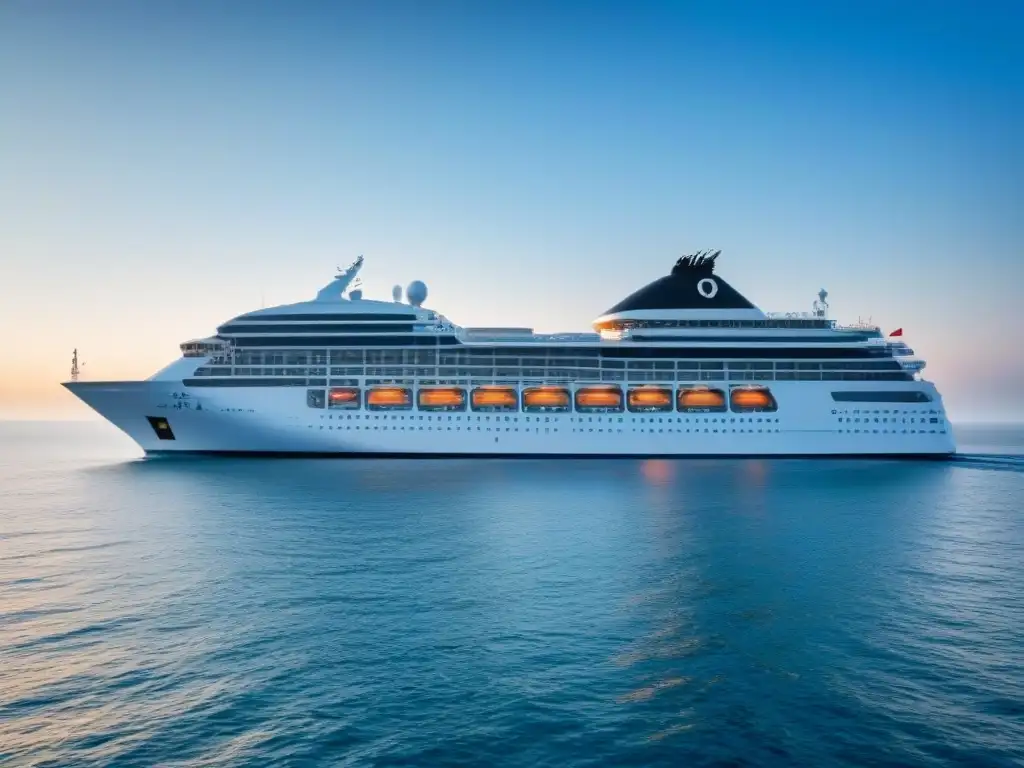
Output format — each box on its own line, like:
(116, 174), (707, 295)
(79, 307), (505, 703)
(65, 379), (956, 458)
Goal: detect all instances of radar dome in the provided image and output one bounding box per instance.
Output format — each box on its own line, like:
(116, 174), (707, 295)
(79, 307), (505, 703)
(349, 289), (363, 301)
(406, 280), (428, 307)
(392, 285), (403, 303)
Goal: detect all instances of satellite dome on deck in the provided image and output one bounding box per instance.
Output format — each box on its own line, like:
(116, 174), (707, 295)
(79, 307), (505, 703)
(406, 280), (428, 307)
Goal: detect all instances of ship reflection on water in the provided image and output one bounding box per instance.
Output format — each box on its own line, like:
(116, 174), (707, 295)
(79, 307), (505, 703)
(640, 459), (674, 485)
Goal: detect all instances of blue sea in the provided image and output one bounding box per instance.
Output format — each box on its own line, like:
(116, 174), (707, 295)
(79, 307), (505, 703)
(1, 422), (1022, 767)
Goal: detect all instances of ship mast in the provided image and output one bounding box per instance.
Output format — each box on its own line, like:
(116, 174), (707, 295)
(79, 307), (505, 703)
(316, 255), (365, 301)
(812, 289), (829, 319)
(70, 348), (81, 382)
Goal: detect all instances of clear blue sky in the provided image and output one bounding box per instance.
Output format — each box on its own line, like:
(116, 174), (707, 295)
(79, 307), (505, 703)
(1, 0), (1021, 420)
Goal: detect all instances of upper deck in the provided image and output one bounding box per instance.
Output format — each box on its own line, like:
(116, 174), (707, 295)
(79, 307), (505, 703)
(171, 252), (925, 381)
(199, 251), (881, 350)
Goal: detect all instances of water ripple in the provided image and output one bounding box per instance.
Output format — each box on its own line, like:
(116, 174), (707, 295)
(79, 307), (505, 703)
(1, 423), (1022, 766)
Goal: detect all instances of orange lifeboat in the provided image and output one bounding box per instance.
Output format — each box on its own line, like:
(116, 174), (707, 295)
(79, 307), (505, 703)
(471, 386), (518, 411)
(627, 386), (673, 412)
(522, 386), (571, 411)
(677, 387), (727, 412)
(575, 386), (623, 412)
(366, 386), (412, 409)
(328, 387), (360, 409)
(730, 386), (778, 412)
(417, 387), (466, 410)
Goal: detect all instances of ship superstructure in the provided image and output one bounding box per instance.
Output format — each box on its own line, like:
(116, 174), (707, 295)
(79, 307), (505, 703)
(64, 252), (954, 456)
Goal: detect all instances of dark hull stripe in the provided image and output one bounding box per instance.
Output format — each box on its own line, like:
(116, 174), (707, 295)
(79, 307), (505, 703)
(219, 323), (417, 334)
(228, 313), (417, 322)
(144, 450), (955, 460)
(225, 336), (459, 347)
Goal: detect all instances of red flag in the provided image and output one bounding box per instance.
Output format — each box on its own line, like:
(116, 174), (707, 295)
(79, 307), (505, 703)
(889, 328), (903, 337)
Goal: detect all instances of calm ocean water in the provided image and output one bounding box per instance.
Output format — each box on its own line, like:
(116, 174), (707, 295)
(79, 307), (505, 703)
(1, 422), (1022, 767)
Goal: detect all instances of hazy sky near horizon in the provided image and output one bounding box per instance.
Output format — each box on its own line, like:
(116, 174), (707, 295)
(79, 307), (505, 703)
(2, 1), (1022, 421)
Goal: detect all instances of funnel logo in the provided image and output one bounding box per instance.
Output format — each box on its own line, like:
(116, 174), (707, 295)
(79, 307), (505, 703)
(697, 278), (719, 299)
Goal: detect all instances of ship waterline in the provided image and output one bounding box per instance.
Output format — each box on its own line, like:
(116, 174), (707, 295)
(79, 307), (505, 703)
(64, 252), (955, 457)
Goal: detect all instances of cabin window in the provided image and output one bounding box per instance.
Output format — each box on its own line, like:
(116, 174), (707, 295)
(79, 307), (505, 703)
(471, 386), (519, 412)
(146, 416), (176, 441)
(307, 389), (326, 408)
(328, 387), (361, 409)
(677, 387), (727, 413)
(523, 386), (571, 413)
(574, 386), (623, 413)
(417, 387), (467, 411)
(366, 387), (413, 410)
(729, 386), (778, 412)
(628, 386), (673, 412)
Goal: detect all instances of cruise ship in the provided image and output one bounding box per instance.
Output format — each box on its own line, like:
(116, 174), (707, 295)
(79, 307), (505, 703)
(64, 252), (955, 457)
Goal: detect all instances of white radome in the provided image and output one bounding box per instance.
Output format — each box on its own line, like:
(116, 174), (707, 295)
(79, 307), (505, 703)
(406, 280), (428, 307)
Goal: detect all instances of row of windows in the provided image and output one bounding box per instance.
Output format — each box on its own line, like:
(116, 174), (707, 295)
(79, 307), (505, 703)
(225, 343), (894, 360)
(595, 319), (837, 330)
(184, 377), (316, 387)
(218, 323), (418, 335)
(318, 413), (780, 425)
(628, 334), (876, 344)
(225, 349), (905, 369)
(195, 367), (913, 383)
(309, 423), (943, 436)
(310, 420), (783, 436)
(305, 411), (939, 436)
(201, 362), (902, 375)
(228, 313), (418, 322)
(831, 391), (931, 402)
(306, 385), (779, 414)
(839, 416), (941, 424)
(180, 341), (225, 358)
(201, 364), (903, 376)
(228, 335), (460, 347)
(834, 408), (943, 415)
